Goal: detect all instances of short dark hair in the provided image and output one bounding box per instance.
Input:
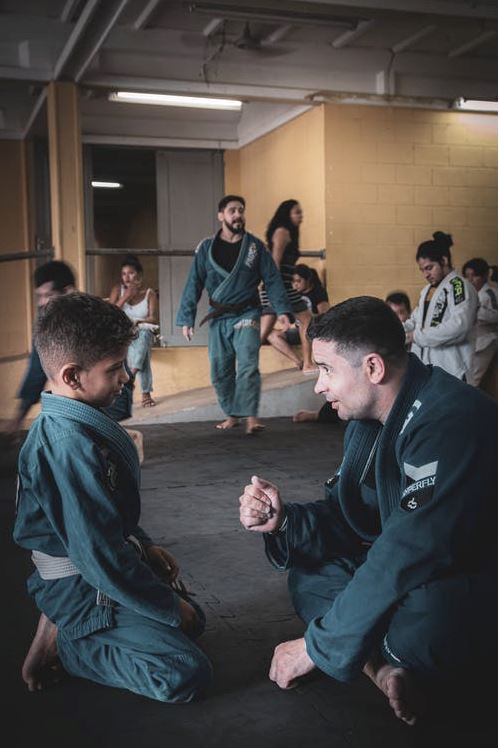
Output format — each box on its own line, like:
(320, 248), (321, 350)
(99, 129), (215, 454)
(462, 257), (490, 278)
(308, 296), (407, 365)
(416, 231), (453, 265)
(35, 293), (136, 378)
(121, 254), (143, 274)
(386, 291), (411, 313)
(218, 194), (245, 212)
(34, 261), (75, 292)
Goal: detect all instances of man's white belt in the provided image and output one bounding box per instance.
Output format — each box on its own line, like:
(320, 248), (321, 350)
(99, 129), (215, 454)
(31, 550), (80, 580)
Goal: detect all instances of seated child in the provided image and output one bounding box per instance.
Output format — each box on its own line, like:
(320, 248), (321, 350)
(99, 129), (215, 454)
(14, 293), (212, 702)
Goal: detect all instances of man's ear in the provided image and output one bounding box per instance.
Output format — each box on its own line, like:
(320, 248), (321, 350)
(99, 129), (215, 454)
(363, 352), (386, 384)
(60, 364), (82, 391)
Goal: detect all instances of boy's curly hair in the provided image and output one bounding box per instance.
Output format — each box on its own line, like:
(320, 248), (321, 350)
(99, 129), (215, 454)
(35, 292), (136, 377)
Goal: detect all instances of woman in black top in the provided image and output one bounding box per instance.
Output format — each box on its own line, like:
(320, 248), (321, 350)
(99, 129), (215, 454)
(260, 200), (316, 372)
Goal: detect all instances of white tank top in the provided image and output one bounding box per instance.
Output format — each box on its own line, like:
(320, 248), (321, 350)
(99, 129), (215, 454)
(122, 287), (151, 322)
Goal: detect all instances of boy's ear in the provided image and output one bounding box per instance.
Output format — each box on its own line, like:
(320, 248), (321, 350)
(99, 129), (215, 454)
(60, 364), (82, 391)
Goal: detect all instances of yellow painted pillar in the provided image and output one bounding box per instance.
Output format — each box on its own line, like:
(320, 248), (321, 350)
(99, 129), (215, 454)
(47, 81), (86, 288)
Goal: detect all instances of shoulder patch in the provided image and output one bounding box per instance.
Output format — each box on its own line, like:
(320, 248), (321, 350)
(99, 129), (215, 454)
(450, 276), (466, 305)
(401, 460), (438, 511)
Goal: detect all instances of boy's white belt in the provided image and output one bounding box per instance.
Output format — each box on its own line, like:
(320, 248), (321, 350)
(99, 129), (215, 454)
(31, 535), (144, 581)
(31, 550), (80, 580)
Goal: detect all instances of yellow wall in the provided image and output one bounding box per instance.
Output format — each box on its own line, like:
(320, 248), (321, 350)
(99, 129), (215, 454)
(0, 140), (33, 420)
(225, 107), (327, 279)
(324, 104), (497, 305)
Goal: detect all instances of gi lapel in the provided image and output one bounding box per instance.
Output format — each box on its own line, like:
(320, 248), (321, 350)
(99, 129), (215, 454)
(376, 354), (430, 523)
(41, 393), (140, 483)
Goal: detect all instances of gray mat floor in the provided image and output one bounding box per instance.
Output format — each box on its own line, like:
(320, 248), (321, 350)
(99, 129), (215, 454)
(1, 419), (495, 747)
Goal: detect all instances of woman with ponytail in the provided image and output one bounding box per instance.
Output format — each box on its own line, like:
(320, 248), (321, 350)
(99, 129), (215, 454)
(404, 231), (478, 380)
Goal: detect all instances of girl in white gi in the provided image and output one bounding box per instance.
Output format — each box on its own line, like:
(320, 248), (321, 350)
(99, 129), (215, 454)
(462, 257), (498, 386)
(404, 231), (478, 381)
(110, 255), (158, 407)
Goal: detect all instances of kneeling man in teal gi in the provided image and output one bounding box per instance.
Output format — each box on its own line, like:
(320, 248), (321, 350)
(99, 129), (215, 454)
(14, 293), (212, 702)
(240, 296), (496, 725)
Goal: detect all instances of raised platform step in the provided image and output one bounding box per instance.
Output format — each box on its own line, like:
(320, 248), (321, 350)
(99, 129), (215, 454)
(124, 368), (323, 425)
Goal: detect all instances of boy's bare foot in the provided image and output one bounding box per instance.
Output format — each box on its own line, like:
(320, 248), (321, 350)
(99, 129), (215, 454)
(215, 417), (240, 430)
(22, 613), (61, 692)
(364, 660), (424, 726)
(293, 410), (319, 423)
(245, 417), (265, 435)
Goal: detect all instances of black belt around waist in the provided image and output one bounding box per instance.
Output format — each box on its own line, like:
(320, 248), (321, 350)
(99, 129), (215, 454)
(199, 297), (258, 326)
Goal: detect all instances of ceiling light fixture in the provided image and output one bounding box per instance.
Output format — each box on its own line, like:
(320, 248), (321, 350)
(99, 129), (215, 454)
(453, 97), (497, 112)
(91, 181), (123, 188)
(109, 91), (242, 111)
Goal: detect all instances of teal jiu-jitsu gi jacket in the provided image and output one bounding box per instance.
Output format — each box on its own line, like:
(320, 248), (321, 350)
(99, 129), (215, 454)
(265, 354), (497, 681)
(14, 393), (182, 641)
(176, 231), (290, 327)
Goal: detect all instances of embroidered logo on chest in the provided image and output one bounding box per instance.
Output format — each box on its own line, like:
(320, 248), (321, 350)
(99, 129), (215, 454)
(245, 243), (257, 268)
(401, 460), (438, 511)
(430, 289), (448, 327)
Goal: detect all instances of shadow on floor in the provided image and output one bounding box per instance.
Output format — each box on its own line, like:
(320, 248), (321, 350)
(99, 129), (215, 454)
(1, 419), (496, 747)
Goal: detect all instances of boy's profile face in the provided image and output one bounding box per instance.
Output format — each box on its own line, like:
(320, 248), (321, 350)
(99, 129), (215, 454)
(57, 347), (130, 408)
(387, 301), (410, 323)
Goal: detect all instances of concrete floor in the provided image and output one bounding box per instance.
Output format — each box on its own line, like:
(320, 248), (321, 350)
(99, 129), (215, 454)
(1, 418), (495, 748)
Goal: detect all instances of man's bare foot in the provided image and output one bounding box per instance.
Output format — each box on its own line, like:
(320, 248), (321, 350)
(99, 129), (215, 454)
(245, 417), (265, 435)
(215, 417), (240, 430)
(364, 660), (424, 726)
(22, 613), (61, 692)
(293, 410), (319, 423)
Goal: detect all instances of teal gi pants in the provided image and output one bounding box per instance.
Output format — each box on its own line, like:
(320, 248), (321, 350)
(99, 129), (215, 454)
(208, 312), (261, 417)
(57, 605), (212, 703)
(288, 560), (495, 682)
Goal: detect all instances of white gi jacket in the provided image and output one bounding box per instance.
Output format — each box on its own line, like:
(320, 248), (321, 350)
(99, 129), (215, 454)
(475, 282), (497, 353)
(405, 270), (478, 379)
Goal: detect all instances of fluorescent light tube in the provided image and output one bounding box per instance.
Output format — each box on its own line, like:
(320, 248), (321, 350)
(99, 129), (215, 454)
(454, 98), (497, 112)
(91, 181), (123, 188)
(109, 91), (242, 111)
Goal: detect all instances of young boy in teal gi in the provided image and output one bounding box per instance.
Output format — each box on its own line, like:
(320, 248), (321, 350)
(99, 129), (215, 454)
(14, 293), (212, 702)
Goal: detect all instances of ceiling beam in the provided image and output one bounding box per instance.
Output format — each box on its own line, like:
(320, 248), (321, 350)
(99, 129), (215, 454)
(132, 0), (164, 31)
(331, 19), (374, 49)
(72, 0), (130, 81)
(448, 29), (497, 58)
(262, 25), (293, 45)
(296, 0), (497, 21)
(188, 3), (360, 29)
(53, 0), (102, 79)
(202, 18), (224, 36)
(391, 24), (437, 54)
(60, 0), (82, 23)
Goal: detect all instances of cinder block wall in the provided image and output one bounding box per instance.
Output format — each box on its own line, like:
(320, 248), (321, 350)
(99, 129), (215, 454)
(324, 105), (497, 306)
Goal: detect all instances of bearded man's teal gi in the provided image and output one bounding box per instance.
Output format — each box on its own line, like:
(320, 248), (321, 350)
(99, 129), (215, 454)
(264, 355), (497, 683)
(176, 231), (290, 417)
(14, 393), (212, 702)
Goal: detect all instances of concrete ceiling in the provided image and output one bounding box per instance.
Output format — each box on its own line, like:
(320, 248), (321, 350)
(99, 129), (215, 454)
(0, 0), (496, 147)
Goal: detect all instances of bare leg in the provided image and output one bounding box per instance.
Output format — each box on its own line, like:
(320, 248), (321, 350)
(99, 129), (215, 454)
(22, 613), (61, 692)
(294, 310), (316, 372)
(267, 330), (302, 368)
(216, 416), (240, 430)
(260, 314), (277, 344)
(245, 416), (265, 435)
(293, 410), (319, 423)
(363, 654), (425, 726)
